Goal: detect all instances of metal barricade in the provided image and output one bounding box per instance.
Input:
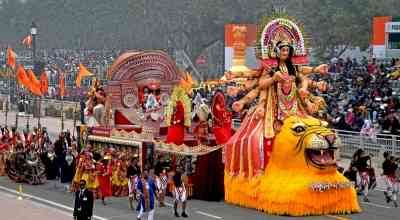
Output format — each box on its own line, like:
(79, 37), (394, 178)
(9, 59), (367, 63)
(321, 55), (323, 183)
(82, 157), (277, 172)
(334, 129), (400, 159)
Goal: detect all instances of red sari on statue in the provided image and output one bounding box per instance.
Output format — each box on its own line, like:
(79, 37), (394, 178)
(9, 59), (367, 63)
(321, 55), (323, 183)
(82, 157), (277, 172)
(166, 101), (185, 145)
(97, 160), (112, 198)
(224, 108), (273, 178)
(212, 91), (232, 145)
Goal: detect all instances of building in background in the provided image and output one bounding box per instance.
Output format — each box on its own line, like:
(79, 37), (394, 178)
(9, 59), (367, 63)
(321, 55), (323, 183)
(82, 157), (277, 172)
(372, 16), (400, 59)
(224, 24), (259, 72)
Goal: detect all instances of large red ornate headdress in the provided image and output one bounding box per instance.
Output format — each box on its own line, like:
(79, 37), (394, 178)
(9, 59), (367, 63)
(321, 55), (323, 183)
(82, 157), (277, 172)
(256, 13), (309, 67)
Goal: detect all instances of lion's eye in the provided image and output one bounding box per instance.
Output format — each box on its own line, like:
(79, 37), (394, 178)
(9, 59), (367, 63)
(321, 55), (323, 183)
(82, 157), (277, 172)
(292, 123), (307, 134)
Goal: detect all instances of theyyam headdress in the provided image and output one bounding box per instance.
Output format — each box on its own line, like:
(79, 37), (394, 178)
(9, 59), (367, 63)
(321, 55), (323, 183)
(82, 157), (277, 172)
(179, 71), (195, 94)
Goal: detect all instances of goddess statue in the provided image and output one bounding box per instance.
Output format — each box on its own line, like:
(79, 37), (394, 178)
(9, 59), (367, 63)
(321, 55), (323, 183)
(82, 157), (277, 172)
(225, 18), (329, 177)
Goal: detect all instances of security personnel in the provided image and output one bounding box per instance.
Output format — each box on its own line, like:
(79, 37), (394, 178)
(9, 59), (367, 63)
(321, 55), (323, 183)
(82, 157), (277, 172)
(73, 180), (94, 220)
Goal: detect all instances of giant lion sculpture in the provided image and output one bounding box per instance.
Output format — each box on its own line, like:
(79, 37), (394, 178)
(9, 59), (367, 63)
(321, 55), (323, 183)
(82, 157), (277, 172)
(224, 116), (360, 216)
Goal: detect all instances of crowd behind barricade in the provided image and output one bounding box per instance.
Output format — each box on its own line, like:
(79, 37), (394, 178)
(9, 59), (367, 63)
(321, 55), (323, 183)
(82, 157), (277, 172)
(0, 126), (190, 219)
(322, 57), (400, 136)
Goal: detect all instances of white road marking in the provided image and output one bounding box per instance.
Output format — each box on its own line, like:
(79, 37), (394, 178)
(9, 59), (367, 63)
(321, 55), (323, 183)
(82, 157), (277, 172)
(195, 210), (223, 219)
(0, 189), (74, 217)
(164, 200), (222, 219)
(107, 213), (136, 219)
(0, 185), (109, 220)
(361, 202), (392, 209)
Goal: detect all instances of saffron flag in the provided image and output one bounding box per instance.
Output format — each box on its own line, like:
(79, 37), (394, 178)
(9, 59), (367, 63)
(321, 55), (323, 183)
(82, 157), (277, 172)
(40, 72), (49, 95)
(27, 69), (41, 86)
(7, 48), (16, 69)
(26, 69), (43, 96)
(22, 35), (33, 47)
(59, 71), (65, 97)
(17, 65), (30, 88)
(75, 63), (93, 88)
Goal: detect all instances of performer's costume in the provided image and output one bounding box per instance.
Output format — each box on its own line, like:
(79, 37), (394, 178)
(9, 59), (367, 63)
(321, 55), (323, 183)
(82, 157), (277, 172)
(96, 160), (113, 198)
(193, 102), (210, 144)
(165, 74), (193, 145)
(0, 143), (9, 176)
(112, 158), (129, 197)
(136, 177), (157, 220)
(127, 163), (141, 198)
(174, 182), (187, 203)
(41, 151), (58, 180)
(212, 91), (232, 145)
(72, 154), (86, 191)
(84, 78), (111, 127)
(144, 93), (160, 111)
(60, 153), (75, 183)
(80, 154), (99, 192)
(224, 15), (360, 216)
(166, 101), (185, 145)
(156, 172), (168, 193)
(6, 150), (46, 185)
(382, 157), (399, 205)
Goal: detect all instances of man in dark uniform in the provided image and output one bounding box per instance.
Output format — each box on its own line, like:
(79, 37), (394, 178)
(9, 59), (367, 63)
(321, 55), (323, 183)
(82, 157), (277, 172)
(73, 180), (94, 220)
(127, 157), (141, 210)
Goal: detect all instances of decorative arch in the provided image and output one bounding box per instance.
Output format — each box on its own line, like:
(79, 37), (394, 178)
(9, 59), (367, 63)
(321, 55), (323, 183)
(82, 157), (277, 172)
(108, 50), (180, 83)
(106, 50), (181, 109)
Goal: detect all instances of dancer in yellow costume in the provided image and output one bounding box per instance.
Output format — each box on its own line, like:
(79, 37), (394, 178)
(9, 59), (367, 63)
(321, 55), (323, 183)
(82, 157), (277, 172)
(224, 14), (360, 216)
(112, 153), (129, 196)
(80, 152), (99, 191)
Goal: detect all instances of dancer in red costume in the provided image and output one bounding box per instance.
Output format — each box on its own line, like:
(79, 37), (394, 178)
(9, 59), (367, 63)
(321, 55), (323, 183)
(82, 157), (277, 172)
(166, 101), (186, 145)
(212, 91), (232, 145)
(97, 154), (113, 205)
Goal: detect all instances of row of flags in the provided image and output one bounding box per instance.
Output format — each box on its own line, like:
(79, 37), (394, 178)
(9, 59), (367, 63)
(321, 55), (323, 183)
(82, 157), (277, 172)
(5, 47), (94, 97)
(16, 64), (48, 96)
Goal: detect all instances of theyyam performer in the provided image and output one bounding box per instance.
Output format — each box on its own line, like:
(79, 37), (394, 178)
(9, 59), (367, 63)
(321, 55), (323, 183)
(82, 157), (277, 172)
(224, 13), (360, 216)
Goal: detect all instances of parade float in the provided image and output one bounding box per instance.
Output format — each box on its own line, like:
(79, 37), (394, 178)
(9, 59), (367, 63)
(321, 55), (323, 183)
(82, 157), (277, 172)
(223, 14), (360, 216)
(78, 50), (224, 201)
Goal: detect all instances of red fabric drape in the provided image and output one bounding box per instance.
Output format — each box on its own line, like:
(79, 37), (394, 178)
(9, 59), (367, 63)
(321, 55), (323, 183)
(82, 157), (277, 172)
(192, 149), (224, 201)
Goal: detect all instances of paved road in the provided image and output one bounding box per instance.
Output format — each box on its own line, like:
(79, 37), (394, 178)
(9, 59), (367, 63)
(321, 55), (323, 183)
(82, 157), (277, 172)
(0, 190), (72, 220)
(0, 176), (399, 220)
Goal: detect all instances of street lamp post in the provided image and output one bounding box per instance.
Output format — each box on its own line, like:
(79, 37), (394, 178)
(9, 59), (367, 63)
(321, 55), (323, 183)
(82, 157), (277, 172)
(31, 22), (37, 67)
(15, 89), (19, 130)
(31, 22), (41, 129)
(4, 47), (10, 127)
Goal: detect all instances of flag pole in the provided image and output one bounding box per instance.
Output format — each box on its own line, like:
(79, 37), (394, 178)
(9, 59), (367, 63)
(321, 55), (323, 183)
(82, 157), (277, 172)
(61, 96), (64, 133)
(73, 102), (77, 138)
(5, 50), (10, 127)
(15, 84), (19, 130)
(38, 84), (42, 129)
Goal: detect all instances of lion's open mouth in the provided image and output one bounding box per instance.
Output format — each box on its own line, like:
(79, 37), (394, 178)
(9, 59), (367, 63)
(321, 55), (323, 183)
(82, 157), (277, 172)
(305, 148), (336, 168)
